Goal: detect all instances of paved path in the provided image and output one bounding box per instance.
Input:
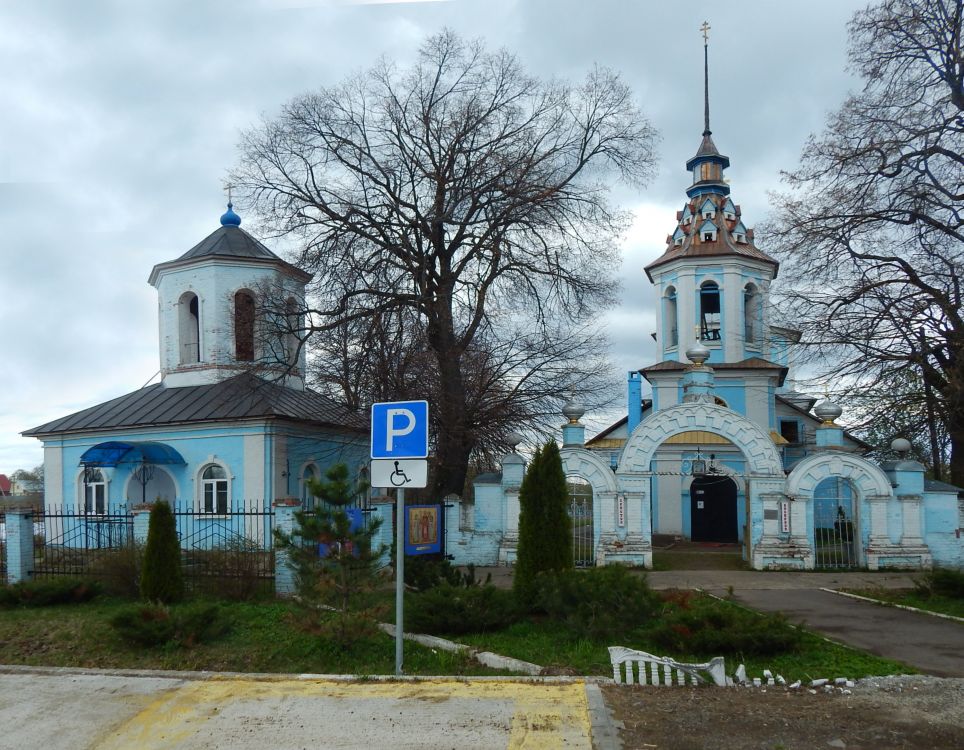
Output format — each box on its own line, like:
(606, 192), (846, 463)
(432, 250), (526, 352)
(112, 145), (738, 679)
(0, 668), (599, 750)
(724, 588), (964, 677)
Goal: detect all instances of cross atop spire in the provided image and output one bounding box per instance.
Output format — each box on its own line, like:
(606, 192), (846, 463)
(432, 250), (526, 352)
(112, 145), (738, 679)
(701, 21), (711, 136)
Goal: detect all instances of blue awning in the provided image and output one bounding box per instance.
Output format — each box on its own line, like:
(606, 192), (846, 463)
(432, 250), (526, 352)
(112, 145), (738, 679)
(79, 441), (186, 468)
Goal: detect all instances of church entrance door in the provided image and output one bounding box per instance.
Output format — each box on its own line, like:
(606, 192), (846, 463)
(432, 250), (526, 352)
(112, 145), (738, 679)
(690, 475), (738, 543)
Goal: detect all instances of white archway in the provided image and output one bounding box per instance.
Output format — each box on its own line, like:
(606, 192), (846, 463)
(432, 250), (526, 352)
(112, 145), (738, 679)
(619, 402), (784, 477)
(786, 452), (893, 500)
(560, 448), (619, 495)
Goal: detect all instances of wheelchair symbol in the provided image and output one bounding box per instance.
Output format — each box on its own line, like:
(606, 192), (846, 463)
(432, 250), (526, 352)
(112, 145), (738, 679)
(390, 461), (411, 486)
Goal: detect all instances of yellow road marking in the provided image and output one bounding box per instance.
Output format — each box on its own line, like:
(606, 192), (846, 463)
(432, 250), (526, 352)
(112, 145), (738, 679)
(96, 678), (592, 749)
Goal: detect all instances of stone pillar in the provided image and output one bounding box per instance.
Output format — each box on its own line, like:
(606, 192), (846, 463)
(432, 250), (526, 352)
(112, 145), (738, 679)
(899, 494), (926, 546)
(497, 451), (525, 565)
(131, 504), (153, 544)
(272, 497), (302, 596)
(5, 507), (36, 584)
(865, 494), (894, 570)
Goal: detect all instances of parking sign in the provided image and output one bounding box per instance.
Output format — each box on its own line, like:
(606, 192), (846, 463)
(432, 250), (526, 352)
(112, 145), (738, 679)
(370, 400), (429, 459)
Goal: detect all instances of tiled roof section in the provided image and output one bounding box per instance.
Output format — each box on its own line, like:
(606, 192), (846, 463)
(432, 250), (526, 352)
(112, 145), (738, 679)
(22, 374), (367, 437)
(473, 472), (503, 484)
(0, 474), (10, 494)
(924, 478), (962, 493)
(646, 192), (779, 280)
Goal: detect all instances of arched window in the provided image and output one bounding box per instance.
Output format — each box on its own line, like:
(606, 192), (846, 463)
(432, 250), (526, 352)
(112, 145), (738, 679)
(744, 284), (761, 344)
(235, 291), (256, 362)
(301, 463), (318, 510)
(201, 464), (229, 514)
(178, 292), (200, 364)
(699, 281), (721, 341)
(664, 287), (678, 347)
(83, 468), (107, 515)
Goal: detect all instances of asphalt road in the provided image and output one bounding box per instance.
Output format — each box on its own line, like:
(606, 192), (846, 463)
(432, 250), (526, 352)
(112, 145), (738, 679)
(726, 588), (964, 677)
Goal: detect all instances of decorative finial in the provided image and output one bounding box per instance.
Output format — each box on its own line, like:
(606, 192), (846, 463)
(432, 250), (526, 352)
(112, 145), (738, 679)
(220, 183), (241, 226)
(562, 398), (585, 424)
(701, 21), (712, 136)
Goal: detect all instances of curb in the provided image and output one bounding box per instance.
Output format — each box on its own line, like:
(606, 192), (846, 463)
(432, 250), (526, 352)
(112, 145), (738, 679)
(821, 588), (964, 623)
(585, 682), (623, 750)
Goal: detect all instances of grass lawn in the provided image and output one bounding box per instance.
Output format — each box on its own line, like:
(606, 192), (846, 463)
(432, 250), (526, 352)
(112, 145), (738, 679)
(454, 594), (914, 682)
(0, 597), (514, 676)
(843, 588), (964, 619)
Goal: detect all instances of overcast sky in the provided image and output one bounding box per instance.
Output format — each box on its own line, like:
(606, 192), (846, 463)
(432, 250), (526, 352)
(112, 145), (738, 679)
(0, 0), (862, 473)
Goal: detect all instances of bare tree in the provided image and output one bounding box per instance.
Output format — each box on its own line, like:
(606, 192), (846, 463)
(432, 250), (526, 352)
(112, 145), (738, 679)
(768, 0), (963, 484)
(234, 30), (657, 495)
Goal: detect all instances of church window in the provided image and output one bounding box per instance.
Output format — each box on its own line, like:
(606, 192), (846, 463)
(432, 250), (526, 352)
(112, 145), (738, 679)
(201, 464), (229, 514)
(744, 284), (761, 344)
(681, 204), (693, 225)
(779, 419), (801, 444)
(235, 291), (256, 362)
(672, 227), (685, 247)
(733, 220), (748, 243)
(700, 198), (715, 219)
(83, 468), (107, 515)
(698, 218), (716, 242)
(301, 463), (318, 510)
(699, 281), (722, 341)
(178, 292), (201, 365)
(664, 287), (678, 347)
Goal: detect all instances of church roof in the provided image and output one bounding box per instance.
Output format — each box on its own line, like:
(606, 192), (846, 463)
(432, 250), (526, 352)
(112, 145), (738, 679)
(22, 373), (366, 437)
(148, 225), (312, 285)
(640, 357), (788, 385)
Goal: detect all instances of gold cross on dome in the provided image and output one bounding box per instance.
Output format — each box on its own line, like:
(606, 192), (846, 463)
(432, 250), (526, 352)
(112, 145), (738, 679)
(700, 20), (711, 44)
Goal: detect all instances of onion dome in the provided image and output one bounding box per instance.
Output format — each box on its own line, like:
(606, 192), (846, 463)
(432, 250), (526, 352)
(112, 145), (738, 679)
(685, 341), (711, 366)
(813, 399), (843, 424)
(562, 399), (586, 424)
(220, 202), (241, 227)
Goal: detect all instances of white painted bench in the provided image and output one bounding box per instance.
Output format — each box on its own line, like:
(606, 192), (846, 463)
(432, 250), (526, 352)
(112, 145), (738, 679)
(608, 646), (727, 687)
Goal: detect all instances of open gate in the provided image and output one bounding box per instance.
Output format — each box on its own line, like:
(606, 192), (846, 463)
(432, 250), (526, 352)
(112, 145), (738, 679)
(567, 477), (595, 567)
(813, 477), (858, 569)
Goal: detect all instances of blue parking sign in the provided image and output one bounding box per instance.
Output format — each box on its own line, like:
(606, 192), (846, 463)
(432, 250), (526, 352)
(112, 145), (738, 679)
(371, 400), (429, 459)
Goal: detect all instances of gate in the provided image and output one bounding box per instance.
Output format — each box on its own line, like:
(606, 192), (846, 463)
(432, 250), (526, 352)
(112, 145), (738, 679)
(813, 477), (858, 569)
(567, 478), (595, 567)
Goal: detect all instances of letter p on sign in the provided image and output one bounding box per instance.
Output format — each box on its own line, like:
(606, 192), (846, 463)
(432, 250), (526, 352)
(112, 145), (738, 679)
(371, 400), (429, 459)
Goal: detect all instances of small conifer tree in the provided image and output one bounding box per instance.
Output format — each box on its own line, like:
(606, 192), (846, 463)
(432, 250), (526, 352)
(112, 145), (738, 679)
(275, 463), (386, 647)
(514, 440), (573, 606)
(140, 500), (184, 603)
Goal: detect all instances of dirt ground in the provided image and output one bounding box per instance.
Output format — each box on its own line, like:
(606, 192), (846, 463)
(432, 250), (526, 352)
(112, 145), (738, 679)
(602, 675), (964, 750)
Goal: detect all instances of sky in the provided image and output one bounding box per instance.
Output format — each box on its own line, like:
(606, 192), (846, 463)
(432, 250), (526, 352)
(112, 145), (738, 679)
(0, 0), (862, 473)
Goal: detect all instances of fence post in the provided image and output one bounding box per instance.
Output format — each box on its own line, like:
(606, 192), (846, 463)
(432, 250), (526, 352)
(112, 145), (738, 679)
(131, 503), (153, 545)
(273, 497), (301, 597)
(5, 507), (36, 584)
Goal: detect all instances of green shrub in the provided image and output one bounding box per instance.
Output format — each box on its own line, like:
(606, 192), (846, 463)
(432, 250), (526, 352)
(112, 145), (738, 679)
(110, 602), (232, 648)
(407, 584), (520, 635)
(0, 577), (102, 607)
(535, 566), (660, 640)
(184, 540), (274, 602)
(648, 599), (803, 657)
(140, 501), (184, 604)
(405, 557), (490, 592)
(110, 604), (177, 647)
(916, 568), (964, 600)
(514, 441), (573, 607)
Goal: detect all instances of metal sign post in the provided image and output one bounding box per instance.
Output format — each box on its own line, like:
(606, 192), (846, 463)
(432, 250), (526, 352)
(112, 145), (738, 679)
(395, 486), (405, 676)
(370, 400), (430, 677)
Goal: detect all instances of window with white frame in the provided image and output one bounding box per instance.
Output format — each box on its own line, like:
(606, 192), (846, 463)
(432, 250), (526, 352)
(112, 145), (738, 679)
(201, 464), (229, 514)
(83, 468), (107, 515)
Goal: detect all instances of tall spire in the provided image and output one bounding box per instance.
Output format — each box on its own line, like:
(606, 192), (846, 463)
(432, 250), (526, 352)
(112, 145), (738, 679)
(701, 20), (711, 136)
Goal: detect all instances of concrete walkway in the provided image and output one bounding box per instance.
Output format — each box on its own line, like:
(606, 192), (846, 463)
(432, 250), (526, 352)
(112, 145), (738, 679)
(0, 667), (599, 750)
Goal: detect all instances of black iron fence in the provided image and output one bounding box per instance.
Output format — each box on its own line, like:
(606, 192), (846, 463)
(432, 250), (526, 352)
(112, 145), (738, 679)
(31, 503), (275, 597)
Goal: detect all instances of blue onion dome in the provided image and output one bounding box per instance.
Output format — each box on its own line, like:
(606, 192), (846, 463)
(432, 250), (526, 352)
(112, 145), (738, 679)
(220, 202), (241, 226)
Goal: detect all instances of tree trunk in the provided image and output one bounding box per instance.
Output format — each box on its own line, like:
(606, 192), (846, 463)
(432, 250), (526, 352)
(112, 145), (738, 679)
(430, 342), (473, 497)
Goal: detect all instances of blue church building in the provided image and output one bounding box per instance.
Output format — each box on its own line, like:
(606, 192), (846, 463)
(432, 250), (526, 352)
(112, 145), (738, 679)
(23, 205), (368, 521)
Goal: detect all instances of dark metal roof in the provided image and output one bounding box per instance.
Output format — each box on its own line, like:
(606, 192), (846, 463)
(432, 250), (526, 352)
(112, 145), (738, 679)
(23, 373), (367, 437)
(924, 478), (962, 493)
(473, 472), (503, 484)
(148, 226), (312, 285)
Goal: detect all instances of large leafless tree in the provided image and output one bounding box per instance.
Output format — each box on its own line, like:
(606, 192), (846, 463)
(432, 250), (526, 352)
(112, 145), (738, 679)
(234, 31), (657, 496)
(768, 0), (963, 484)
